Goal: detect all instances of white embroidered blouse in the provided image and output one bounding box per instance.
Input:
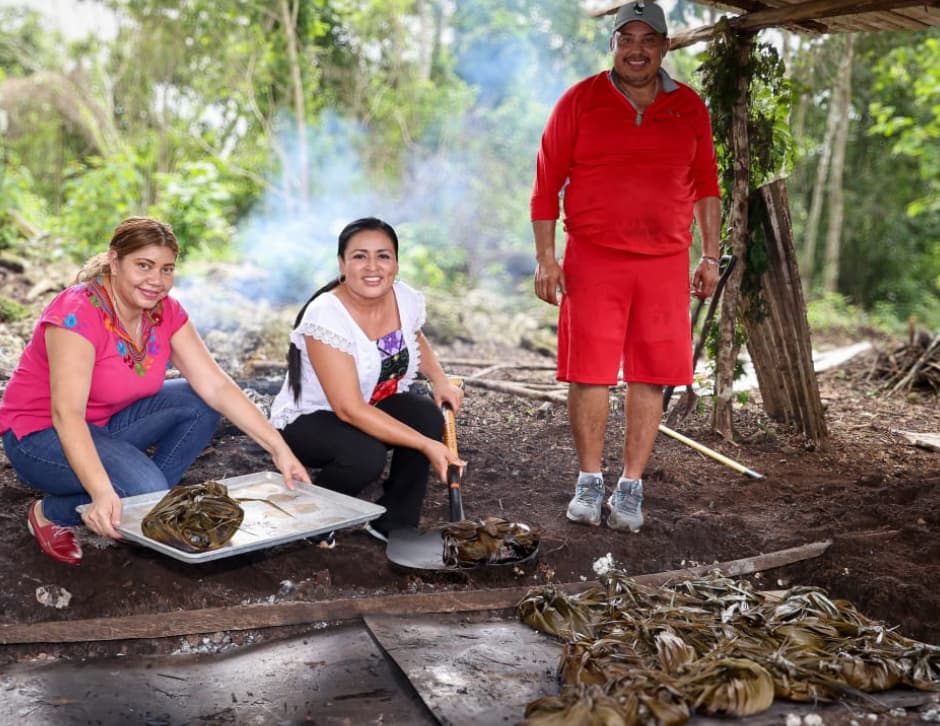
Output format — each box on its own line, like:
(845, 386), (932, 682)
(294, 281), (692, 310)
(269, 281), (426, 429)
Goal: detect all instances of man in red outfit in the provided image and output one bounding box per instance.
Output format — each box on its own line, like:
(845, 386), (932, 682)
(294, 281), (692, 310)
(531, 1), (722, 532)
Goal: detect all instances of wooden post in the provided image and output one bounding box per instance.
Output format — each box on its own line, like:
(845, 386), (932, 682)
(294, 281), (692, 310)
(711, 31), (754, 440)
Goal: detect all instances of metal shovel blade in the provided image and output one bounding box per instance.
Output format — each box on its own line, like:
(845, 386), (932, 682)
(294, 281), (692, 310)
(385, 527), (447, 571)
(385, 525), (541, 571)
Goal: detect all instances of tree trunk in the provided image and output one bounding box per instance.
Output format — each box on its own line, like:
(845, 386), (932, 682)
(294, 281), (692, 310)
(800, 46), (841, 291)
(280, 0), (309, 209)
(742, 181), (829, 444)
(821, 34), (855, 293)
(711, 33), (753, 440)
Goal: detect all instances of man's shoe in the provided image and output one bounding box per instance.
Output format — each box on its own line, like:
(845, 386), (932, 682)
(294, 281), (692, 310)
(27, 500), (82, 564)
(607, 478), (644, 532)
(566, 474), (604, 526)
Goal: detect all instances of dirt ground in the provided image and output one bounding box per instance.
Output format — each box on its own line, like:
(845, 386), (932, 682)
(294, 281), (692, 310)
(0, 332), (938, 674)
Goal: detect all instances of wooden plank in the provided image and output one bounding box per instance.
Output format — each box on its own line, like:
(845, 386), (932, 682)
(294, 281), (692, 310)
(0, 540), (831, 645)
(893, 429), (940, 452)
(743, 180), (829, 443)
(731, 0), (940, 30)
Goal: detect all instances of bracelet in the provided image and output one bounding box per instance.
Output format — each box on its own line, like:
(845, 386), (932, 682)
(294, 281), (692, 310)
(699, 256), (719, 266)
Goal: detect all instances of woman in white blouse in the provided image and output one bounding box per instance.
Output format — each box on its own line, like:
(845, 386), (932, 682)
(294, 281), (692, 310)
(269, 217), (464, 542)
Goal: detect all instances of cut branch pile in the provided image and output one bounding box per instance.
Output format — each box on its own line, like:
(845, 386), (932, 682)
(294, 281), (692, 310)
(439, 357), (569, 403)
(866, 333), (940, 395)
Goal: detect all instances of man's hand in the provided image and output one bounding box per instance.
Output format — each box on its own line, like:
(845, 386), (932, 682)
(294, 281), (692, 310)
(692, 258), (720, 299)
(534, 257), (566, 306)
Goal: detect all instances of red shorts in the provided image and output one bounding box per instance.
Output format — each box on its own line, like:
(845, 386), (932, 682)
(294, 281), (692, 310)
(557, 240), (693, 386)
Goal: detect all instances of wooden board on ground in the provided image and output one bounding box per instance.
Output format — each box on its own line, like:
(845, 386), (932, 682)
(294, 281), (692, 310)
(894, 429), (940, 452)
(0, 539), (832, 645)
(365, 611), (560, 726)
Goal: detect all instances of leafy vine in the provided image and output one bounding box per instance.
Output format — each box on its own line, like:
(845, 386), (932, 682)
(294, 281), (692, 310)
(696, 20), (795, 317)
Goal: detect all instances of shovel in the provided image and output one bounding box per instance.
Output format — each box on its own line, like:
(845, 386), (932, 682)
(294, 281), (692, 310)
(663, 254), (737, 416)
(385, 401), (465, 571)
(385, 402), (539, 571)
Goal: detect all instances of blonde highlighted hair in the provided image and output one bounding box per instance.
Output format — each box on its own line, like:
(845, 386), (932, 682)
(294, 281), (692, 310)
(75, 217), (179, 283)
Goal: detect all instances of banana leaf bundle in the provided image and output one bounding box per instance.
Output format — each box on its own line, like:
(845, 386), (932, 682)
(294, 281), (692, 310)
(518, 585), (608, 640)
(518, 572), (940, 724)
(441, 516), (539, 567)
(141, 480), (244, 553)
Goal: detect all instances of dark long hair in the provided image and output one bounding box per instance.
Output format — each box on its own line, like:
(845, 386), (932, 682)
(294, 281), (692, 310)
(287, 217), (400, 402)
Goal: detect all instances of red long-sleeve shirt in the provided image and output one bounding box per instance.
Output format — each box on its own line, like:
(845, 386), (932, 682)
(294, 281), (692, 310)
(531, 70), (720, 256)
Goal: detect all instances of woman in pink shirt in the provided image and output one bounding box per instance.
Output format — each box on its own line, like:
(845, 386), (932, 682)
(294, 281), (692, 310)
(0, 217), (310, 564)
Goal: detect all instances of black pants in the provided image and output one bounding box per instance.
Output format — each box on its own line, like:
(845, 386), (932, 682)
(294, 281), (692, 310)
(281, 393), (444, 535)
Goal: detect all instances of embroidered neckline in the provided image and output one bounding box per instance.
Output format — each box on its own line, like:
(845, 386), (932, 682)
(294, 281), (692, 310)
(85, 277), (164, 375)
(88, 276), (161, 354)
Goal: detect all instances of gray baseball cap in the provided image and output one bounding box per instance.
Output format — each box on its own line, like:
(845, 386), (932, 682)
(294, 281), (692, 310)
(613, 2), (668, 36)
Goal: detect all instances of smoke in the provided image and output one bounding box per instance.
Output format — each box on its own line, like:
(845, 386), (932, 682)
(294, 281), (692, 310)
(178, 10), (608, 327)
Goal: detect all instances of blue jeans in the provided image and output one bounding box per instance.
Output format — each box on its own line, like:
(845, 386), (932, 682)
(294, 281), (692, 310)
(2, 379), (221, 526)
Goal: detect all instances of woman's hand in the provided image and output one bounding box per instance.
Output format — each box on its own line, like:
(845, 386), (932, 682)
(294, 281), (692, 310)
(271, 445), (312, 491)
(80, 489), (123, 539)
(423, 438), (466, 484)
(433, 379), (465, 413)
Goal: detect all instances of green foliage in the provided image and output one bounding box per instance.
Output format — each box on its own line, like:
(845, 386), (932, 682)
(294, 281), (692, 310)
(397, 221), (468, 291)
(787, 30), (940, 326)
(697, 22), (795, 204)
(147, 161), (237, 259)
(0, 6), (59, 75)
(0, 161), (47, 249)
(805, 291), (908, 337)
(868, 35), (940, 217)
(53, 153), (143, 260)
(697, 25), (794, 323)
(0, 0), (935, 331)
(0, 297), (30, 323)
(861, 32), (940, 328)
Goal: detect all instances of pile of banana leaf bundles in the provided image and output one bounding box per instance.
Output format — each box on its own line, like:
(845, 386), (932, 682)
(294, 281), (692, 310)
(441, 516), (540, 568)
(141, 481), (244, 553)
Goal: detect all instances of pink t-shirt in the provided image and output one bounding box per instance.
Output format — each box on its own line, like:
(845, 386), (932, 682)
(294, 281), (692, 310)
(0, 280), (189, 439)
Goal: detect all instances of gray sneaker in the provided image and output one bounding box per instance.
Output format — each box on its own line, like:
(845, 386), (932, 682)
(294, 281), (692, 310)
(607, 478), (644, 532)
(566, 474), (604, 526)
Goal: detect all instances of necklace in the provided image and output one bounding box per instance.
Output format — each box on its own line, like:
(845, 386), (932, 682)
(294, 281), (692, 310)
(615, 74), (660, 110)
(108, 280), (142, 342)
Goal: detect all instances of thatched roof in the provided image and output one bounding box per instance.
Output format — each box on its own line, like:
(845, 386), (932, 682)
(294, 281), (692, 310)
(593, 1), (940, 49)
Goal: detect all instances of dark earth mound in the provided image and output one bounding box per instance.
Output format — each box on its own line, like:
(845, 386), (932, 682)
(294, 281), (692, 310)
(1, 339), (938, 670)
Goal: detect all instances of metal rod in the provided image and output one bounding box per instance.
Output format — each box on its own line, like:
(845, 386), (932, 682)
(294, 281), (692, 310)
(663, 254), (737, 412)
(658, 423), (764, 479)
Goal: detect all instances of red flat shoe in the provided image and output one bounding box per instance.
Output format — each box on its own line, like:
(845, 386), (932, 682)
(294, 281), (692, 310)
(27, 501), (82, 565)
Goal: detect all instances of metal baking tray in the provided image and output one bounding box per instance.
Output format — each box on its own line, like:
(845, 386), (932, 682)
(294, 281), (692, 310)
(76, 471), (385, 564)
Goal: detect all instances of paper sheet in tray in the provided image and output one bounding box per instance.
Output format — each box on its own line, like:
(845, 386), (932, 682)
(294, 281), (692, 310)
(77, 471), (385, 564)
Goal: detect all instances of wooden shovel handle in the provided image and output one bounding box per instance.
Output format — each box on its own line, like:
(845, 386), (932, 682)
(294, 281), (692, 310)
(441, 375), (463, 457)
(442, 404), (458, 457)
(441, 377), (465, 521)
